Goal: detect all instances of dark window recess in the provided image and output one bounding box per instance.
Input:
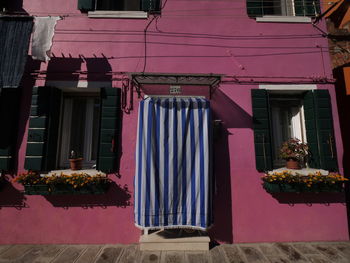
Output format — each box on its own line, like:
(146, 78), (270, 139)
(251, 89), (338, 172)
(246, 0), (320, 17)
(78, 0), (161, 12)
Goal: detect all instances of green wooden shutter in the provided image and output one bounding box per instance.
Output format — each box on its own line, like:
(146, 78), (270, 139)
(247, 0), (263, 17)
(314, 90), (338, 171)
(24, 87), (62, 171)
(97, 87), (121, 173)
(78, 0), (94, 11)
(0, 88), (21, 171)
(304, 90), (338, 171)
(303, 91), (321, 168)
(141, 0), (161, 12)
(251, 89), (273, 171)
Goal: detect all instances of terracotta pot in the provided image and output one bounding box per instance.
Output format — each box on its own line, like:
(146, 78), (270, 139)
(286, 159), (301, 169)
(69, 158), (83, 170)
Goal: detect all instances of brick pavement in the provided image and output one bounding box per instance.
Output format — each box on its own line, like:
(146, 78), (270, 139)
(0, 242), (349, 262)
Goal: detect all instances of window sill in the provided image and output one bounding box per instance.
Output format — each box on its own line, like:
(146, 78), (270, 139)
(267, 167), (329, 176)
(88, 11), (148, 19)
(256, 16), (311, 23)
(43, 169), (106, 177)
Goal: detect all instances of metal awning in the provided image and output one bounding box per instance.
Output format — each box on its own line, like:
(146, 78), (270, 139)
(132, 73), (221, 87)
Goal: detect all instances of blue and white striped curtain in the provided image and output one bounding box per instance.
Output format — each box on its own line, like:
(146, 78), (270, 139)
(134, 97), (212, 230)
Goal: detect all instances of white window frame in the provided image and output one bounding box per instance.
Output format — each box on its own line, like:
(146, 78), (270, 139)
(259, 84), (316, 168)
(270, 97), (307, 167)
(88, 10), (148, 19)
(255, 0), (312, 23)
(88, 0), (148, 18)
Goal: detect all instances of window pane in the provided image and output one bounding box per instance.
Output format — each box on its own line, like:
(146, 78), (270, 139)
(270, 98), (305, 168)
(263, 0), (282, 15)
(69, 98), (86, 158)
(96, 0), (140, 11)
(263, 0), (295, 16)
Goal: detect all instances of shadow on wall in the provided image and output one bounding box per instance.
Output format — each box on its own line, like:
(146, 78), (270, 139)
(269, 192), (346, 205)
(211, 89), (253, 129)
(208, 89), (253, 244)
(0, 177), (27, 209)
(46, 57), (83, 84)
(44, 182), (132, 208)
(334, 64), (350, 239)
(85, 57), (112, 83)
(45, 57), (113, 84)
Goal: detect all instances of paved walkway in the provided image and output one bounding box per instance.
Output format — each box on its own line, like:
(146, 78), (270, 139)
(0, 242), (349, 263)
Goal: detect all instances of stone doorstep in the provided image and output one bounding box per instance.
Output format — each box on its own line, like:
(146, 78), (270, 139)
(139, 230), (210, 251)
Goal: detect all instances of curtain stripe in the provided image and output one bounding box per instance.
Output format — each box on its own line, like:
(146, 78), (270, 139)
(145, 101), (153, 227)
(181, 100), (187, 225)
(172, 100), (178, 226)
(135, 97), (212, 230)
(163, 99), (169, 225)
(136, 101), (144, 225)
(190, 100), (197, 226)
(154, 101), (161, 226)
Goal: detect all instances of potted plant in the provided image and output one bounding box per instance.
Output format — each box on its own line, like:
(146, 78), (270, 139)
(279, 138), (308, 169)
(69, 150), (83, 170)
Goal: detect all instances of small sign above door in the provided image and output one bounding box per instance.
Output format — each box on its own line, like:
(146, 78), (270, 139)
(170, 85), (181, 94)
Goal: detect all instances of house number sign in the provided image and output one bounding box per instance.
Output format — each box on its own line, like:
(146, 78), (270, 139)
(170, 85), (182, 94)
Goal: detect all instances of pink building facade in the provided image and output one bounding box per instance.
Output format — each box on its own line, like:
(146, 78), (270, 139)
(0, 0), (349, 244)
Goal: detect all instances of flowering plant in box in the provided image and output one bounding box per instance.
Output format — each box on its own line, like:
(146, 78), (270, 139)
(45, 173), (109, 188)
(279, 138), (308, 161)
(14, 171), (46, 185)
(262, 171), (348, 186)
(14, 172), (110, 188)
(261, 171), (348, 192)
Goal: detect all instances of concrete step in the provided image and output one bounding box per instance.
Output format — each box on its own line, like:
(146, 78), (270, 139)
(139, 229), (210, 251)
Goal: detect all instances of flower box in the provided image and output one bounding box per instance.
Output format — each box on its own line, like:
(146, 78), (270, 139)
(24, 184), (50, 195)
(262, 171), (347, 194)
(263, 182), (345, 194)
(51, 183), (110, 195)
(15, 172), (111, 195)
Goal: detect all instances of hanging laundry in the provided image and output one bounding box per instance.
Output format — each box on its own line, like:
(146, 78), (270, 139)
(0, 17), (33, 88)
(134, 98), (213, 230)
(31, 16), (61, 61)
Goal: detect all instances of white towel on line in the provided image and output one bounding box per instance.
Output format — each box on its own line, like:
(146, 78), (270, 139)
(31, 17), (61, 61)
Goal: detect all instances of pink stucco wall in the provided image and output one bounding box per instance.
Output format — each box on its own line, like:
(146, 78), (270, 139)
(0, 0), (348, 244)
